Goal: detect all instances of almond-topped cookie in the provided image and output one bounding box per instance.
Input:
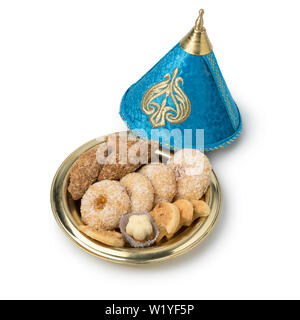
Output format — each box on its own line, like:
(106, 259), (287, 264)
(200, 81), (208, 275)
(126, 215), (153, 241)
(119, 212), (159, 248)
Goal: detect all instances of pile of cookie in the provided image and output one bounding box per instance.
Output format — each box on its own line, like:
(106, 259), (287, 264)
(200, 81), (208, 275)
(68, 133), (211, 248)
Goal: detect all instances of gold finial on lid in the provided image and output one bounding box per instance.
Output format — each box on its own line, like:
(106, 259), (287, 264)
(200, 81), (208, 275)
(180, 9), (213, 56)
(195, 9), (205, 31)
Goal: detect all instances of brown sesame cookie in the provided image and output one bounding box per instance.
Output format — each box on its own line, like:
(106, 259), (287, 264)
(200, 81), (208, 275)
(98, 138), (159, 181)
(68, 144), (108, 200)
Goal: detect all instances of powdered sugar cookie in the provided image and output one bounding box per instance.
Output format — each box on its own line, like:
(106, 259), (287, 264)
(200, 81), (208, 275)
(139, 163), (176, 205)
(167, 148), (211, 200)
(81, 180), (130, 230)
(120, 173), (154, 212)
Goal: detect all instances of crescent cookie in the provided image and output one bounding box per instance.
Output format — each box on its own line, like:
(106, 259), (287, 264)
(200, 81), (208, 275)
(81, 180), (130, 230)
(78, 225), (125, 247)
(190, 199), (210, 219)
(138, 163), (176, 205)
(150, 202), (180, 242)
(167, 148), (211, 200)
(120, 173), (154, 212)
(173, 199), (194, 227)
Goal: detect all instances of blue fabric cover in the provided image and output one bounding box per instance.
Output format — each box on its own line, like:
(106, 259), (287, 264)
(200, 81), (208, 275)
(120, 43), (242, 151)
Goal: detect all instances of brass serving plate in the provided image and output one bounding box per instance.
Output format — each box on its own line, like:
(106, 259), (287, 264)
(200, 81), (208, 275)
(50, 133), (222, 265)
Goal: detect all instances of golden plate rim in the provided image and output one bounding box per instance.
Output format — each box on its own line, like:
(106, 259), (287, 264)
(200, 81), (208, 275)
(50, 133), (222, 265)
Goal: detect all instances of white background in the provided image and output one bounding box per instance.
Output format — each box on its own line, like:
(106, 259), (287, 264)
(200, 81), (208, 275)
(0, 0), (299, 300)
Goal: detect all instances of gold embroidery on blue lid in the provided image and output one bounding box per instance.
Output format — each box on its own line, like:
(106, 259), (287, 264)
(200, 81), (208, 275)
(141, 67), (191, 128)
(206, 53), (239, 130)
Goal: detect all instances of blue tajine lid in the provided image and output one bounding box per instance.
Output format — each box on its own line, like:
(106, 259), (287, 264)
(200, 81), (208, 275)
(120, 9), (242, 151)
